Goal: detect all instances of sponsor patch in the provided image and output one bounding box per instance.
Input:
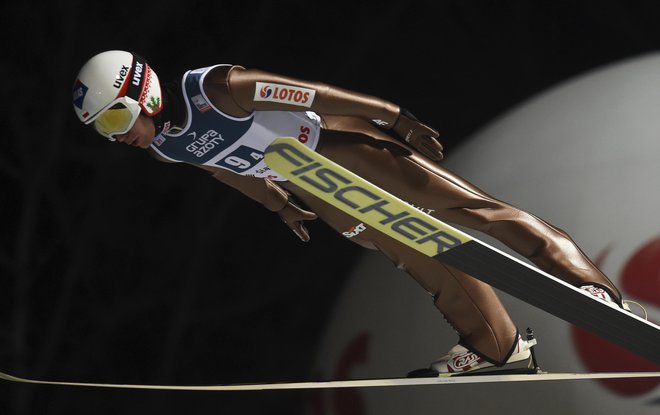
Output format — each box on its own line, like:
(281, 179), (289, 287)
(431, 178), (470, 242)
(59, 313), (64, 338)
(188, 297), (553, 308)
(185, 129), (224, 157)
(254, 82), (315, 108)
(132, 61), (144, 87)
(406, 202), (435, 215)
(191, 94), (211, 113)
(72, 79), (88, 110)
(153, 135), (166, 146)
(113, 65), (130, 89)
(343, 223), (367, 239)
(161, 121), (172, 135)
(451, 352), (482, 370)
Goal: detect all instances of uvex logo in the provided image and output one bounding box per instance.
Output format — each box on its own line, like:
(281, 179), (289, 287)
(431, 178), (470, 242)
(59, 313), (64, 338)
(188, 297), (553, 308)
(132, 62), (143, 86)
(113, 65), (130, 89)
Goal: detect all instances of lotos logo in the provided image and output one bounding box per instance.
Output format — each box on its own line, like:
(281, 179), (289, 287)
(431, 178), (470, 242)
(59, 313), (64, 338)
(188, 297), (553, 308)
(254, 82), (316, 108)
(259, 85), (273, 99)
(298, 125), (311, 143)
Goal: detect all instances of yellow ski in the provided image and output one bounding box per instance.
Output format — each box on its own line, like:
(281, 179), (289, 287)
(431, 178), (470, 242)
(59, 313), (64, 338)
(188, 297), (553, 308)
(264, 137), (660, 366)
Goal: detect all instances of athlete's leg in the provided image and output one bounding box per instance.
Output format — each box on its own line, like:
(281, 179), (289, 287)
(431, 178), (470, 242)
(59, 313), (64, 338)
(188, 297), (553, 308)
(280, 179), (520, 364)
(374, 234), (520, 365)
(316, 130), (622, 303)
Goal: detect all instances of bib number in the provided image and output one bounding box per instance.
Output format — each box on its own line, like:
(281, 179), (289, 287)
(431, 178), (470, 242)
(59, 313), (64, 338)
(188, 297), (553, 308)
(216, 145), (264, 172)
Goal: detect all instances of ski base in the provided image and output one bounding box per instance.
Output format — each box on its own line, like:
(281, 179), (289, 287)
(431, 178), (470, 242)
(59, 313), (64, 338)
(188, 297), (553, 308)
(1, 369), (659, 391)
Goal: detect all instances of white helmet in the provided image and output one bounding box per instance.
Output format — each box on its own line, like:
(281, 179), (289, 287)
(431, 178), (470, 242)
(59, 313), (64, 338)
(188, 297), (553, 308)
(72, 50), (163, 140)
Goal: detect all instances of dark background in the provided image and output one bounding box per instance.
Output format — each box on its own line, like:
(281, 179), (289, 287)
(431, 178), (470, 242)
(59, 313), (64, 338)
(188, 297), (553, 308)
(2, 1), (660, 414)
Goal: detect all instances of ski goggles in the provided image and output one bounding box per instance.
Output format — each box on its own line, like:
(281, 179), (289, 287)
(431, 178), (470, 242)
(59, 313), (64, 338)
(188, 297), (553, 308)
(92, 96), (142, 141)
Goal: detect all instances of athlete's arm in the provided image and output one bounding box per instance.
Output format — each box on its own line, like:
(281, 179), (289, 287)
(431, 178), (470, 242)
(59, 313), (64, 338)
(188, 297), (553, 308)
(205, 66), (443, 161)
(195, 164), (317, 242)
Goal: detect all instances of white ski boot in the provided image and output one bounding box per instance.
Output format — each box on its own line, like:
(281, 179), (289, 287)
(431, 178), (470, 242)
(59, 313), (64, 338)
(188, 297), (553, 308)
(430, 334), (537, 374)
(580, 285), (632, 311)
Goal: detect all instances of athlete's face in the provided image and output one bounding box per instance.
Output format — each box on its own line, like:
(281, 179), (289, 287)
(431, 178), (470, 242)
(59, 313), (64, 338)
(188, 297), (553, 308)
(113, 114), (156, 149)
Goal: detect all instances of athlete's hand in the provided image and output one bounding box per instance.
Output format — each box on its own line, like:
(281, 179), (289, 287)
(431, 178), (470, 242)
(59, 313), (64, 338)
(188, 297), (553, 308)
(391, 109), (444, 161)
(277, 199), (318, 242)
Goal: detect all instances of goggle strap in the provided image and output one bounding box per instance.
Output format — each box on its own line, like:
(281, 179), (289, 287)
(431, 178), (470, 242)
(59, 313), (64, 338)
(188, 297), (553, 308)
(125, 53), (147, 103)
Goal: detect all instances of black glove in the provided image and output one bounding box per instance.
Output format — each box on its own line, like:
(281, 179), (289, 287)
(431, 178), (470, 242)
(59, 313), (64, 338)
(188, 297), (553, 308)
(391, 108), (444, 161)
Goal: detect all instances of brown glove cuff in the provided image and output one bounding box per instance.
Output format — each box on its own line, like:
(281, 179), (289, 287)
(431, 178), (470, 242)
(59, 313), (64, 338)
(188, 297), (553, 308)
(263, 179), (290, 212)
(320, 88), (401, 129)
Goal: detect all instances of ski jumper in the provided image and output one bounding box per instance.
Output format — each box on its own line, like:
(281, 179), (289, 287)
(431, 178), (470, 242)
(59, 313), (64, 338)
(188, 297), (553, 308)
(154, 64), (622, 366)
